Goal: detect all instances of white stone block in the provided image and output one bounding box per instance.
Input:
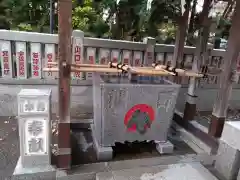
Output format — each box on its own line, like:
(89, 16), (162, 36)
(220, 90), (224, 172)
(215, 140), (240, 180)
(156, 141), (174, 154)
(17, 89), (52, 168)
(221, 121), (240, 150)
(238, 170), (240, 180)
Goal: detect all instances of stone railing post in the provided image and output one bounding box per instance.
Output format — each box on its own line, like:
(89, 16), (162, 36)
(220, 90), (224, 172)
(0, 40), (14, 78)
(13, 89), (55, 179)
(72, 30), (84, 80)
(142, 37), (156, 81)
(143, 37), (156, 66)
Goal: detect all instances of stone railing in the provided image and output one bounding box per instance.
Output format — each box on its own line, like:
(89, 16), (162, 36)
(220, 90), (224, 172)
(0, 29), (234, 88)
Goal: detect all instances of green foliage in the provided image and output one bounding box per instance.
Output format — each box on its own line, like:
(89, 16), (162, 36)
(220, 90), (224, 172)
(145, 0), (180, 39)
(0, 0), (226, 45)
(0, 0), (10, 29)
(1, 0), (50, 32)
(157, 22), (177, 44)
(0, 0), (184, 41)
(72, 0), (110, 37)
(215, 16), (231, 39)
(16, 23), (33, 31)
(88, 18), (110, 37)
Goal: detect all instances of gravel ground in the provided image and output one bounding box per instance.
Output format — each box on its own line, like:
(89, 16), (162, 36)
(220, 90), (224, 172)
(0, 116), (19, 180)
(195, 109), (240, 129)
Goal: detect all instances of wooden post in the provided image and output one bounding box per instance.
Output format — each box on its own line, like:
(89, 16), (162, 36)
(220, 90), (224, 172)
(182, 0), (212, 123)
(57, 0), (72, 169)
(183, 18), (211, 123)
(209, 0), (240, 138)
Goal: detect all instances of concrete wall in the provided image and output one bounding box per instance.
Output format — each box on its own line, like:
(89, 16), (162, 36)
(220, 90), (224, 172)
(1, 83), (240, 117)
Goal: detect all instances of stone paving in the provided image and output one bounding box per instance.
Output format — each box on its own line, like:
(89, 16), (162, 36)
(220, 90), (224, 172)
(0, 115), (195, 180)
(96, 162), (219, 180)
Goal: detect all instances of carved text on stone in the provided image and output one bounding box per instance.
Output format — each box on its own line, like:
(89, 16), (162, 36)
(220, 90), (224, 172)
(28, 120), (43, 136)
(28, 138), (44, 153)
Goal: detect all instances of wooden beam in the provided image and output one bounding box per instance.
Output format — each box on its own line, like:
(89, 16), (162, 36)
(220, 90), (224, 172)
(57, 0), (72, 169)
(209, 0), (240, 138)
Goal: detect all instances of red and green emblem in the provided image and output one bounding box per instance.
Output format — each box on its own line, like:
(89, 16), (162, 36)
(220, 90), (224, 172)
(124, 104), (155, 134)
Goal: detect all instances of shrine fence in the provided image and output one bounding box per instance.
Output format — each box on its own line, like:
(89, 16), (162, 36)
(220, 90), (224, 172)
(0, 29), (232, 88)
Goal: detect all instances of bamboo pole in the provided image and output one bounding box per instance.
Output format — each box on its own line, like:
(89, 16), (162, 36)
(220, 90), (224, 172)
(109, 62), (176, 76)
(48, 61), (108, 68)
(43, 67), (59, 72)
(43, 65), (203, 77)
(43, 67), (172, 76)
(48, 61), (160, 69)
(152, 63), (223, 75)
(43, 67), (170, 75)
(48, 60), (222, 77)
(152, 63), (204, 77)
(44, 63), (179, 76)
(71, 67), (122, 73)
(130, 68), (175, 76)
(48, 61), (176, 75)
(43, 67), (122, 73)
(152, 63), (186, 73)
(47, 61), (208, 77)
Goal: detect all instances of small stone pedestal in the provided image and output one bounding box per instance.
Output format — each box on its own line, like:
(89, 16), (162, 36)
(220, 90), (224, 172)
(155, 140), (174, 154)
(13, 157), (56, 180)
(91, 124), (113, 161)
(238, 169), (240, 180)
(12, 89), (56, 180)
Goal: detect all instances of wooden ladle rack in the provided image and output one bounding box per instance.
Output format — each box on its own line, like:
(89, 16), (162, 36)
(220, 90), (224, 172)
(43, 62), (205, 78)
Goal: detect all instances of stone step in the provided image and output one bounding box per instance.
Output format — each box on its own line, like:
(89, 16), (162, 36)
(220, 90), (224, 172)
(96, 162), (218, 180)
(171, 121), (216, 155)
(53, 154), (215, 180)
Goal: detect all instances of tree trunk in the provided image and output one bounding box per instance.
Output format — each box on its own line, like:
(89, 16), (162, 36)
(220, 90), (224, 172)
(172, 1), (191, 68)
(222, 0), (234, 19)
(187, 0), (197, 45)
(198, 0), (212, 28)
